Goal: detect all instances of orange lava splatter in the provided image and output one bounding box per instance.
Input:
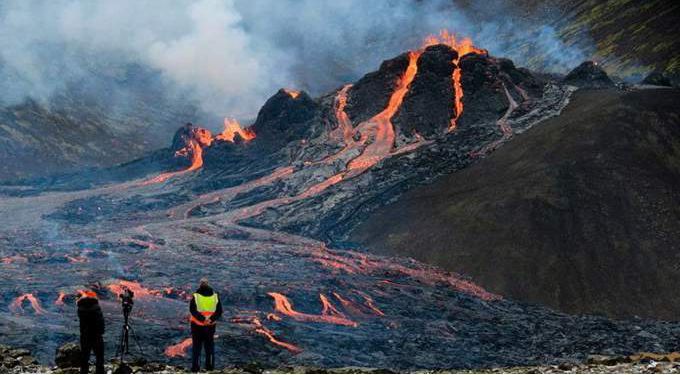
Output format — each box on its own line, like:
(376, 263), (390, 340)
(215, 118), (256, 143)
(267, 292), (358, 327)
(10, 294), (47, 315)
(164, 338), (192, 357)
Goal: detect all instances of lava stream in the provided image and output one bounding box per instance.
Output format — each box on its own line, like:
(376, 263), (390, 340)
(54, 292), (66, 306)
(347, 51), (421, 175)
(423, 30), (486, 132)
(332, 292), (384, 317)
(310, 246), (500, 301)
(164, 338), (192, 357)
(267, 292), (358, 327)
(140, 139), (206, 186)
(232, 316), (302, 354)
(10, 294), (47, 315)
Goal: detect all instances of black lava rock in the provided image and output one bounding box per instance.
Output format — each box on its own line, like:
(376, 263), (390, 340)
(393, 44), (458, 138)
(563, 61), (614, 88)
(55, 342), (81, 369)
(250, 89), (320, 151)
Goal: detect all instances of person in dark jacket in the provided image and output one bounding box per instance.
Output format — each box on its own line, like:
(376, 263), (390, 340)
(77, 290), (105, 374)
(189, 278), (223, 372)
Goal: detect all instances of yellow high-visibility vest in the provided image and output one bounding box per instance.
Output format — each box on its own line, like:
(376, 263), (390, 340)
(190, 293), (218, 326)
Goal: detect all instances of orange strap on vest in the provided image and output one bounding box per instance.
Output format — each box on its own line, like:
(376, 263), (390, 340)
(190, 311), (215, 326)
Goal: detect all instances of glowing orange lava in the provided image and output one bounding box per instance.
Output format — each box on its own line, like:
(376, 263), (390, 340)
(267, 292), (358, 327)
(54, 292), (67, 306)
(283, 88), (301, 99)
(232, 316), (301, 354)
(107, 280), (161, 299)
(215, 118), (256, 143)
(334, 84), (354, 145)
(141, 138), (207, 186)
(10, 294), (47, 315)
(347, 51), (421, 174)
(423, 30), (486, 131)
(164, 338), (192, 357)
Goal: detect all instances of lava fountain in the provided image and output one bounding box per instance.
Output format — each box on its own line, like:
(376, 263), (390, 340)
(215, 118), (256, 143)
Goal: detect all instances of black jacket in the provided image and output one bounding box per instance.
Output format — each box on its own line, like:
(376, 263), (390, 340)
(77, 297), (105, 336)
(189, 285), (223, 325)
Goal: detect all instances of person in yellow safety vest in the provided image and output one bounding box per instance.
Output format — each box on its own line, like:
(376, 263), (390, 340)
(189, 278), (223, 372)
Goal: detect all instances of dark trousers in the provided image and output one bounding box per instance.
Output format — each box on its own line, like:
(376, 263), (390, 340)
(80, 334), (105, 374)
(191, 324), (215, 372)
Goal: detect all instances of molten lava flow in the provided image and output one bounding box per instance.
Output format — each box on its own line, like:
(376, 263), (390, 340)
(423, 30), (486, 131)
(108, 280), (161, 299)
(283, 88), (301, 99)
(54, 292), (66, 306)
(164, 338), (192, 357)
(231, 316), (301, 354)
(333, 84), (354, 146)
(331, 292), (384, 317)
(267, 292), (358, 327)
(215, 118), (256, 143)
(141, 141), (204, 185)
(347, 51), (421, 174)
(10, 294), (47, 315)
(310, 246), (500, 301)
(2, 255), (27, 264)
(354, 290), (385, 316)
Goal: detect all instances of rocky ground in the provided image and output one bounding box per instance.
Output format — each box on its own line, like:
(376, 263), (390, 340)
(5, 344), (680, 374)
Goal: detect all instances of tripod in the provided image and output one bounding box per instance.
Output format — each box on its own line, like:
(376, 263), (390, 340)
(116, 304), (145, 362)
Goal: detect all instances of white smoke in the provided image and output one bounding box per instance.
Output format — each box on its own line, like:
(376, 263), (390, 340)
(0, 0), (591, 120)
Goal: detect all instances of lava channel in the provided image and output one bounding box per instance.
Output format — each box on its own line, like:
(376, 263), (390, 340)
(268, 292), (358, 327)
(10, 294), (47, 315)
(423, 30), (487, 131)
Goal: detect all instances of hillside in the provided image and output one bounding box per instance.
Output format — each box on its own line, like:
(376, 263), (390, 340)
(512, 0), (680, 80)
(350, 87), (680, 320)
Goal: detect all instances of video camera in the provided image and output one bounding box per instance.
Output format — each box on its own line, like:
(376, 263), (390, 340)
(119, 286), (134, 317)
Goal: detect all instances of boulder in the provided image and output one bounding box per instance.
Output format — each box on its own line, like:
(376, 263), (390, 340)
(55, 342), (81, 369)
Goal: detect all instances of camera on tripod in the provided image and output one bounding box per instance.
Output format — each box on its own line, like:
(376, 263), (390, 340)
(116, 285), (143, 362)
(119, 286), (134, 316)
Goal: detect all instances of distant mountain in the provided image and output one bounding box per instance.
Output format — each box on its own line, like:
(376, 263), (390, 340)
(514, 0), (680, 81)
(0, 63), (203, 181)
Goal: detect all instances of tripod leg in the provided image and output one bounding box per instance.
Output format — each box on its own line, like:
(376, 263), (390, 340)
(127, 323), (145, 356)
(124, 324), (130, 354)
